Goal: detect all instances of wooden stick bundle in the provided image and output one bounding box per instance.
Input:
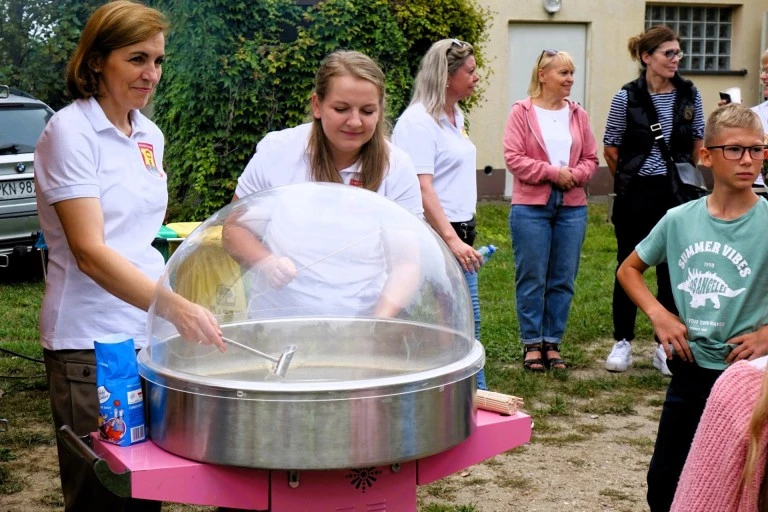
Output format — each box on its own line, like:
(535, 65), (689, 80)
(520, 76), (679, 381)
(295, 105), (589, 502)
(476, 389), (524, 416)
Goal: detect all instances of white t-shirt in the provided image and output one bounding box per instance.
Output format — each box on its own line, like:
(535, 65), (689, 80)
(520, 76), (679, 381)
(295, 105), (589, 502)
(533, 105), (573, 168)
(392, 102), (477, 222)
(237, 186), (402, 318)
(235, 123), (423, 217)
(751, 101), (768, 187)
(35, 97), (167, 350)
(234, 123), (423, 318)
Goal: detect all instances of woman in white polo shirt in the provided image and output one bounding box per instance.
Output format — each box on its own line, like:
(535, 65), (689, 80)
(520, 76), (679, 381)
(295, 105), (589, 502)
(391, 38), (487, 390)
(224, 50), (423, 320)
(34, 2), (222, 510)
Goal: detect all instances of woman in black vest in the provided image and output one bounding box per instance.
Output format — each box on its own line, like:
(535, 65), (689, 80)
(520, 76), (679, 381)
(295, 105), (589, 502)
(603, 25), (704, 377)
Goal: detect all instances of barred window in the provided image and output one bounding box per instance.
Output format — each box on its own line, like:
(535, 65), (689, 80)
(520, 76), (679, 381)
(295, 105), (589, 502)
(645, 5), (732, 72)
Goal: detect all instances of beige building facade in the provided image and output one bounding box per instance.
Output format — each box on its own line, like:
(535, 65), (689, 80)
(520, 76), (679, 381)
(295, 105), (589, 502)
(470, 0), (768, 197)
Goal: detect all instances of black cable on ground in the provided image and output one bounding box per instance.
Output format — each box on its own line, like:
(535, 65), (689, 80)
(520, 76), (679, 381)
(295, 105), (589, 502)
(0, 346), (44, 364)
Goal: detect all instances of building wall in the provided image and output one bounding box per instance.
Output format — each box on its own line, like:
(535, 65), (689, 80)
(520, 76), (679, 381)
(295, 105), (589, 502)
(470, 0), (767, 196)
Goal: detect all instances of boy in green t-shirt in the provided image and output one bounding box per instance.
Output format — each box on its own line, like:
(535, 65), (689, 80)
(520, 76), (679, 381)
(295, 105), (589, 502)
(617, 103), (768, 512)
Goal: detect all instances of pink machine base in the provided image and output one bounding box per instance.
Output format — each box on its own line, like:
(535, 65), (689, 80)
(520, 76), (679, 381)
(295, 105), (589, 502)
(91, 410), (531, 511)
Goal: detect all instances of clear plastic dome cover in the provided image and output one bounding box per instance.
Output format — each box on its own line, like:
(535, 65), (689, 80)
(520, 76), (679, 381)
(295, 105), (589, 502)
(144, 183), (481, 390)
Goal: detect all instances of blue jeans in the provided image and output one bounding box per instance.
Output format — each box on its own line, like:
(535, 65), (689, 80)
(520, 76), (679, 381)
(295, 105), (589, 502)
(509, 190), (587, 346)
(463, 268), (487, 390)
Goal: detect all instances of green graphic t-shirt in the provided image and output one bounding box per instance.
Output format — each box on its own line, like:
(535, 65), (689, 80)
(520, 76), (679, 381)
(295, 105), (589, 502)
(637, 197), (768, 370)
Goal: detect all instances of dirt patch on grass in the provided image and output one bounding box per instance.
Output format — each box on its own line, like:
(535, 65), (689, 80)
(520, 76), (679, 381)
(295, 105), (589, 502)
(420, 403), (661, 511)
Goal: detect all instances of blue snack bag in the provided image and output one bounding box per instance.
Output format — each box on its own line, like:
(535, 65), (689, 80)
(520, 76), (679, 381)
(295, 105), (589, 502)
(94, 334), (146, 446)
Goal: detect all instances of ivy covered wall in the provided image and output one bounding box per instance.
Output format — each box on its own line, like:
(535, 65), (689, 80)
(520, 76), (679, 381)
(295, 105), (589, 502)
(151, 0), (491, 220)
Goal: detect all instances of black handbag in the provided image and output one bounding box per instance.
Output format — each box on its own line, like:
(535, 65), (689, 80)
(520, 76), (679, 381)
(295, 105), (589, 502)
(637, 90), (708, 204)
(650, 123), (708, 204)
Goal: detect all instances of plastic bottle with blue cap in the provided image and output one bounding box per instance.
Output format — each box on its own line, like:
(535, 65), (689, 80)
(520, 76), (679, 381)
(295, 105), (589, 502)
(477, 244), (496, 266)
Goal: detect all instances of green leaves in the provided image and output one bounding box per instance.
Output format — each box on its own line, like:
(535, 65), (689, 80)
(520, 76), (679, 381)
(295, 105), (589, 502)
(150, 0), (490, 221)
(3, 1), (490, 219)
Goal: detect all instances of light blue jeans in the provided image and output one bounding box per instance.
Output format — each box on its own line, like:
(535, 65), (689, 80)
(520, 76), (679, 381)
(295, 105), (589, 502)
(509, 189), (587, 347)
(463, 268), (487, 390)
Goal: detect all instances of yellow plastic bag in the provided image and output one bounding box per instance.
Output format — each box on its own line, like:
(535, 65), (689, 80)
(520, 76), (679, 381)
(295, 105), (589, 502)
(172, 226), (247, 318)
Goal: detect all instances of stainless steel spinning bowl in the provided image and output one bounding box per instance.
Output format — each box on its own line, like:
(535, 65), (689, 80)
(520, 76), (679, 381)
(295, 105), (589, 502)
(137, 317), (483, 470)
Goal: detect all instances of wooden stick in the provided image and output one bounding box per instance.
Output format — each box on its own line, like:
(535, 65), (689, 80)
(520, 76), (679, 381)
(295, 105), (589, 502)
(476, 389), (524, 416)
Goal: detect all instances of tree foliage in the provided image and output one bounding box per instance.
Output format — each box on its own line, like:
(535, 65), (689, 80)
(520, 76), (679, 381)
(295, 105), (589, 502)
(1, 0), (491, 220)
(0, 0), (103, 110)
(152, 0), (490, 220)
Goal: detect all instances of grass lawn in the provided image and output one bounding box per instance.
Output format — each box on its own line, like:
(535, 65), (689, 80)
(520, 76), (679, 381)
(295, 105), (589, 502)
(476, 200), (661, 404)
(0, 200), (666, 511)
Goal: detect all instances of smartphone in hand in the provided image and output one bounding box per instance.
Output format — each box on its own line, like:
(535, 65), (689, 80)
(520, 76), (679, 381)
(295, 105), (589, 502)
(718, 87), (741, 105)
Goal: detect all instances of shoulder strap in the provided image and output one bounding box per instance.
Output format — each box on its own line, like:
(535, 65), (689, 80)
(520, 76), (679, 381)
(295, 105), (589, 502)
(636, 91), (675, 165)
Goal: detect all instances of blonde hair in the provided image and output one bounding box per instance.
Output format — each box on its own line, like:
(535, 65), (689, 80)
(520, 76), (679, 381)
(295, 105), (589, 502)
(703, 103), (763, 146)
(410, 39), (475, 122)
(740, 370), (768, 497)
(627, 25), (680, 68)
(308, 50), (389, 192)
(66, 0), (168, 99)
(527, 50), (575, 98)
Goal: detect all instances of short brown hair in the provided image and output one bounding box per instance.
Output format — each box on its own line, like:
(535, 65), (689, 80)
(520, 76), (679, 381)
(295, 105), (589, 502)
(703, 103), (763, 146)
(628, 25), (680, 67)
(66, 0), (169, 99)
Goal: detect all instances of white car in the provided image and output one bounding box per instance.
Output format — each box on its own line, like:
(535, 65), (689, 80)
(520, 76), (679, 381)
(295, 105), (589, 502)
(0, 85), (54, 268)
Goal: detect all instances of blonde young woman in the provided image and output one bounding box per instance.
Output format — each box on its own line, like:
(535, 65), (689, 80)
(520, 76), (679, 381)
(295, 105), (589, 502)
(503, 50), (598, 371)
(223, 51), (423, 321)
(391, 38), (487, 389)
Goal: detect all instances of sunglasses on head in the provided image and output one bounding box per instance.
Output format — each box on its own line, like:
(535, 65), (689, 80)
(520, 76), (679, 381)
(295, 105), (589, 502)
(446, 38), (468, 55)
(537, 49), (558, 68)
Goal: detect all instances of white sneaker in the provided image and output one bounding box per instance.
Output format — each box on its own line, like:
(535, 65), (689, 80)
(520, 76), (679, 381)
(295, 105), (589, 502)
(653, 344), (673, 376)
(606, 339), (632, 372)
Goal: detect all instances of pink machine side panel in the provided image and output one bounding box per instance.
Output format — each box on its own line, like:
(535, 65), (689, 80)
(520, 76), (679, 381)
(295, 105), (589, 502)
(270, 463), (418, 512)
(92, 434), (270, 509)
(416, 410), (532, 485)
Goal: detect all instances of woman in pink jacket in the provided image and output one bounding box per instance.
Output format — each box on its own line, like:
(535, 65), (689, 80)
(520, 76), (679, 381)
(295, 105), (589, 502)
(503, 50), (598, 371)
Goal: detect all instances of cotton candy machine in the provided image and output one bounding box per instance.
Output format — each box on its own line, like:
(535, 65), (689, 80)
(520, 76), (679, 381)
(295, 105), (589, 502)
(138, 183), (484, 470)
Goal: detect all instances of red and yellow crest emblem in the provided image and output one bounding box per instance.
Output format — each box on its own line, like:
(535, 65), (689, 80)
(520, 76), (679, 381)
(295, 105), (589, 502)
(137, 142), (164, 177)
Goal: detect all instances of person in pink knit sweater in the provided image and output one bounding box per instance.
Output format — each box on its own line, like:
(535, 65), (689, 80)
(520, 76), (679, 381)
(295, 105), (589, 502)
(671, 357), (768, 511)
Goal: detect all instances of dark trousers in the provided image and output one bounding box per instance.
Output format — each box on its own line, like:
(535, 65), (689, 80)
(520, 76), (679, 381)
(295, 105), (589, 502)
(44, 349), (161, 512)
(612, 175), (679, 341)
(646, 357), (723, 511)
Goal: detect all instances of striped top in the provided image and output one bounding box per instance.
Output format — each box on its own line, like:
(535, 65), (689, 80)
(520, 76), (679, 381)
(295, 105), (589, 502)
(603, 89), (704, 176)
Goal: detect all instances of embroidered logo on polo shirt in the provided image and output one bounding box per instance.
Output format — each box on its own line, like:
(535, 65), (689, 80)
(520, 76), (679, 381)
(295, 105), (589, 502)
(137, 142), (164, 177)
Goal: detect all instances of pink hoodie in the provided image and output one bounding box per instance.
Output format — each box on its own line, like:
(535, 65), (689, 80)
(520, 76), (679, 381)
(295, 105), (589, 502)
(503, 97), (598, 206)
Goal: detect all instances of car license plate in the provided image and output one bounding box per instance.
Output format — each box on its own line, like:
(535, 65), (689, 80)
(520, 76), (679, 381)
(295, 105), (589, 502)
(0, 179), (35, 200)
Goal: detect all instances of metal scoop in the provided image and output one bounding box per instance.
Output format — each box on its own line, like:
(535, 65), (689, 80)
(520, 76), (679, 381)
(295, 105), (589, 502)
(222, 337), (296, 377)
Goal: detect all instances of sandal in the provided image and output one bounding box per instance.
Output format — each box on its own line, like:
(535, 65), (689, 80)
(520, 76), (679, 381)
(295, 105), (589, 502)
(543, 343), (568, 370)
(523, 343), (545, 372)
